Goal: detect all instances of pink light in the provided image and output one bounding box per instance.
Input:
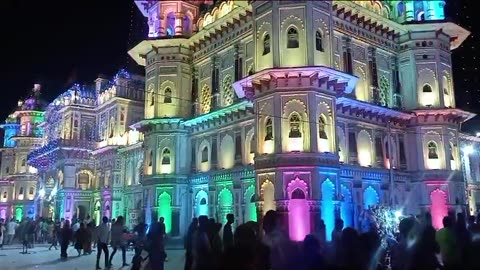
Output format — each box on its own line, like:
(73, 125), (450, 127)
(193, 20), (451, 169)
(430, 189), (448, 230)
(288, 199), (310, 241)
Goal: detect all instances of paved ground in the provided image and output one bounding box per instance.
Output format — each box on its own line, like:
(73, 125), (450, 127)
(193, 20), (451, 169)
(0, 244), (184, 270)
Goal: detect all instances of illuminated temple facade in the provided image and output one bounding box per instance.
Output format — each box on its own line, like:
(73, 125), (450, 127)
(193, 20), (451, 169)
(2, 0), (480, 241)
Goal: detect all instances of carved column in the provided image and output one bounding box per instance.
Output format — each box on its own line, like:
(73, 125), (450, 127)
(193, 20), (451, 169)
(405, 1), (415, 21)
(159, 14), (166, 36)
(276, 200), (289, 235)
(175, 12), (184, 36)
(368, 47), (380, 105)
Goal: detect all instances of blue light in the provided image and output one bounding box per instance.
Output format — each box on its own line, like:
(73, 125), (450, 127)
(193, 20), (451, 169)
(321, 179), (335, 241)
(340, 185), (353, 228)
(364, 186), (380, 210)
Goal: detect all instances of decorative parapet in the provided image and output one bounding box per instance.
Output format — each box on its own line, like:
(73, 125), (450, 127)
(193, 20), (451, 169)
(190, 166), (255, 185)
(28, 139), (95, 169)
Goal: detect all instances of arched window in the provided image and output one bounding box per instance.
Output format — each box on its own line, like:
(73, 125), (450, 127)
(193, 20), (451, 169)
(318, 116), (328, 139)
(418, 12), (425, 21)
(250, 135), (255, 154)
(449, 143), (455, 161)
(291, 188), (306, 199)
(164, 88), (172, 103)
(150, 93), (155, 106)
(287, 27), (299, 48)
(200, 198), (207, 205)
(428, 142), (439, 159)
(263, 34), (271, 55)
(161, 148), (171, 165)
(29, 187), (34, 195)
(2, 192), (6, 198)
(443, 88), (449, 95)
(21, 159), (26, 167)
(423, 84), (433, 93)
(109, 117), (115, 138)
(201, 146), (209, 163)
(289, 113), (301, 138)
(397, 2), (404, 17)
(19, 187), (24, 195)
(148, 150), (153, 166)
(5, 167), (9, 174)
(315, 31), (323, 52)
(265, 118), (273, 141)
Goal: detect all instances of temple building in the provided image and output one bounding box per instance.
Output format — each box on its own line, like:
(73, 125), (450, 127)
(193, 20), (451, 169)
(0, 0), (478, 242)
(26, 70), (144, 223)
(0, 84), (45, 221)
(127, 0), (476, 239)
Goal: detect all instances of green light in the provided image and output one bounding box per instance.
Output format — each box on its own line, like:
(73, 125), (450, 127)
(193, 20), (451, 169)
(218, 188), (234, 225)
(15, 206), (24, 221)
(157, 191), (172, 234)
(244, 185), (257, 222)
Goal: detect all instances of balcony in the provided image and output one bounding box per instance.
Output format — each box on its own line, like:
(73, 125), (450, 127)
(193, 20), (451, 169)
(28, 139), (95, 169)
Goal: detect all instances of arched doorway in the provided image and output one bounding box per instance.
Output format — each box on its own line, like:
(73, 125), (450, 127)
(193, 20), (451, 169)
(218, 188), (233, 225)
(287, 178), (310, 241)
(15, 207), (23, 221)
(157, 192), (172, 234)
(321, 179), (335, 240)
(341, 185), (353, 228)
(244, 185), (257, 222)
(430, 189), (448, 230)
(363, 186), (379, 209)
(195, 190), (209, 217)
(77, 205), (87, 221)
(94, 201), (101, 226)
(261, 180), (275, 214)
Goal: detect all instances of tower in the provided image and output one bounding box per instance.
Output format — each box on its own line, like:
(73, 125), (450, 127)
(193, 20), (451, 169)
(394, 1), (472, 217)
(253, 0), (334, 72)
(130, 0), (211, 236)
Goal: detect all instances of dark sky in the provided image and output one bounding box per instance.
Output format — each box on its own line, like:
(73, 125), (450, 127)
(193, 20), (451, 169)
(0, 0), (477, 129)
(0, 0), (145, 119)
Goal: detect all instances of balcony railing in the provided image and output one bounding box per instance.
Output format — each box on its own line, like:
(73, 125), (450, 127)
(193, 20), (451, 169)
(28, 138), (95, 161)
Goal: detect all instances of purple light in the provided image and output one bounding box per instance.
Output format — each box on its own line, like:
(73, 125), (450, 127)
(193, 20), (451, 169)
(430, 189), (448, 230)
(287, 177), (310, 241)
(288, 199), (310, 241)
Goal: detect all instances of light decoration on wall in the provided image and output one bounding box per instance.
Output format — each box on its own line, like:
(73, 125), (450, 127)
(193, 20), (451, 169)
(370, 205), (404, 237)
(198, 1), (233, 30)
(38, 188), (45, 198)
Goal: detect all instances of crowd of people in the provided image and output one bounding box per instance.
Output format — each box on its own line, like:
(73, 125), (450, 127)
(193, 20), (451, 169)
(0, 215), (153, 270)
(4, 209), (480, 270)
(182, 210), (480, 270)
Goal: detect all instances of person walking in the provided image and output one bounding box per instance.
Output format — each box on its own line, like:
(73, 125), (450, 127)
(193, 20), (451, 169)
(96, 216), (110, 270)
(223, 214), (234, 250)
(6, 218), (17, 245)
(48, 220), (59, 250)
(84, 220), (94, 255)
(74, 222), (88, 256)
(0, 222), (5, 249)
(109, 216), (129, 267)
(59, 220), (73, 259)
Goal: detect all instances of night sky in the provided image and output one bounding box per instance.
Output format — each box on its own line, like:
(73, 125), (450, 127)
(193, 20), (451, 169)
(0, 0), (478, 129)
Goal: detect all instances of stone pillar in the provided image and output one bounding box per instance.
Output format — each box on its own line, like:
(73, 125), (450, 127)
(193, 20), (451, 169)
(309, 201), (322, 237)
(175, 12), (183, 36)
(159, 15), (166, 36)
(405, 1), (414, 21)
(276, 200), (289, 236)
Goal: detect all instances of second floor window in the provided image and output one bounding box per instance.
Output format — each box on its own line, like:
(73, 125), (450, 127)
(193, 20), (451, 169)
(164, 88), (172, 103)
(428, 142), (438, 159)
(263, 34), (271, 55)
(287, 27), (299, 48)
(289, 113), (302, 138)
